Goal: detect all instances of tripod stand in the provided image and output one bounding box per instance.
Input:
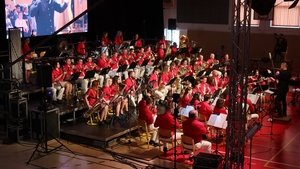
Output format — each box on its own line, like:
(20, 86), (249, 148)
(27, 64), (74, 165)
(212, 127), (223, 156)
(260, 93), (280, 140)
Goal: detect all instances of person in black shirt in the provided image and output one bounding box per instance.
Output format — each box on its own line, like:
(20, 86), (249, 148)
(274, 34), (288, 61)
(268, 62), (291, 118)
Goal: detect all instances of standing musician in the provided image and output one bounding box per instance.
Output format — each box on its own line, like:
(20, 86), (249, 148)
(52, 61), (73, 106)
(114, 30), (123, 51)
(158, 35), (167, 52)
(267, 62), (292, 118)
(74, 58), (89, 94)
(77, 36), (87, 58)
(101, 31), (112, 56)
(221, 54), (230, 73)
(85, 56), (100, 86)
(132, 33), (143, 48)
(111, 76), (128, 116)
(124, 71), (139, 107)
(97, 53), (110, 87)
(170, 42), (177, 57)
(22, 37), (33, 84)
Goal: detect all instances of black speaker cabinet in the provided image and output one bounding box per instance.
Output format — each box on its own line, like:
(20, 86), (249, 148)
(168, 18), (177, 30)
(36, 64), (52, 88)
(9, 97), (28, 118)
(30, 107), (60, 141)
(193, 152), (222, 169)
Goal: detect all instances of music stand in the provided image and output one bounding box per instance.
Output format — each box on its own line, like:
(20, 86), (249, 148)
(84, 70), (96, 79)
(152, 58), (161, 67)
(128, 62), (137, 70)
(166, 77), (177, 86)
(197, 70), (206, 77)
(141, 59), (150, 67)
(99, 67), (111, 76)
(207, 114), (227, 156)
(68, 72), (80, 81)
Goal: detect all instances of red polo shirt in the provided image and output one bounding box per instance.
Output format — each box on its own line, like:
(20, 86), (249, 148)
(199, 101), (213, 120)
(52, 68), (63, 83)
(154, 111), (180, 133)
(182, 118), (207, 143)
(86, 88), (98, 106)
(138, 105), (154, 125)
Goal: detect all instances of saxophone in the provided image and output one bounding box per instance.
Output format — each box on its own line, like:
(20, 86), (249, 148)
(83, 92), (105, 118)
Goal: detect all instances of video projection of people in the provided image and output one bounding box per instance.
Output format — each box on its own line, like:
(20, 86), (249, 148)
(5, 0), (88, 37)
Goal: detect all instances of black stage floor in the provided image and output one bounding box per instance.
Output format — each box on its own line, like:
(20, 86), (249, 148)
(60, 115), (138, 148)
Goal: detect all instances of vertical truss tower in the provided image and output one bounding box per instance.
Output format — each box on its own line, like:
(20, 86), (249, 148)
(224, 0), (251, 168)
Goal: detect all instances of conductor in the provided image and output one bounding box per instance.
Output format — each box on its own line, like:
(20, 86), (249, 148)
(267, 62), (291, 118)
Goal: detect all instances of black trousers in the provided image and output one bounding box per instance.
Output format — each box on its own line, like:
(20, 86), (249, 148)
(275, 89), (288, 116)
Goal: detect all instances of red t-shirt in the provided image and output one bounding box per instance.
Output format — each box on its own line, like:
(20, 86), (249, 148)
(160, 72), (169, 85)
(86, 88), (98, 106)
(199, 101), (213, 120)
(62, 64), (74, 80)
(114, 36), (123, 45)
(77, 42), (86, 55)
(213, 107), (227, 115)
(97, 58), (110, 69)
(154, 111), (180, 133)
(157, 48), (165, 60)
(148, 73), (159, 88)
(102, 86), (111, 101)
(75, 64), (86, 78)
(102, 37), (109, 46)
(124, 77), (137, 93)
(22, 43), (31, 60)
(180, 95), (191, 108)
(52, 68), (63, 83)
(138, 105), (154, 125)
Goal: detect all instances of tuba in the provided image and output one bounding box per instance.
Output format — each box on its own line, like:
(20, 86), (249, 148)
(179, 35), (189, 48)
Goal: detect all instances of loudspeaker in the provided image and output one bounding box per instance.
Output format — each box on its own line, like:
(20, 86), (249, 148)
(30, 107), (60, 141)
(36, 64), (52, 88)
(168, 18), (177, 30)
(251, 0), (276, 15)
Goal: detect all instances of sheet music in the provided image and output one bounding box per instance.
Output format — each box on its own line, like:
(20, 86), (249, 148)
(247, 94), (260, 105)
(207, 114), (227, 129)
(264, 89), (274, 95)
(179, 106), (194, 117)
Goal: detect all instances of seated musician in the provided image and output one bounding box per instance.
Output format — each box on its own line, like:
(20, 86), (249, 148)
(52, 61), (73, 106)
(124, 71), (140, 107)
(154, 99), (182, 153)
(168, 62), (179, 79)
(128, 48), (136, 66)
(108, 50), (119, 77)
(199, 94), (213, 120)
(85, 56), (100, 86)
(134, 47), (146, 79)
(101, 31), (112, 56)
(221, 53), (230, 73)
(190, 92), (201, 112)
(199, 77), (212, 98)
(148, 67), (160, 90)
(212, 70), (222, 90)
(158, 35), (167, 52)
(206, 53), (215, 69)
(47, 85), (65, 105)
(77, 36), (87, 58)
(207, 77), (216, 95)
(74, 58), (89, 94)
(100, 78), (112, 124)
(157, 43), (165, 60)
(62, 58), (75, 81)
(193, 81), (202, 94)
(213, 98), (227, 115)
(178, 59), (193, 77)
(97, 53), (110, 87)
(119, 49), (129, 80)
(182, 110), (212, 158)
(110, 76), (127, 117)
(138, 96), (159, 146)
(179, 87), (193, 109)
(84, 80), (106, 125)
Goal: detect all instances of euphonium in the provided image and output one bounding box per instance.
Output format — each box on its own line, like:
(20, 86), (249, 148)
(83, 93), (105, 118)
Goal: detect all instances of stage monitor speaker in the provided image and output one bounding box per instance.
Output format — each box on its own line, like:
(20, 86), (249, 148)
(251, 0), (276, 15)
(168, 18), (177, 30)
(36, 64), (52, 88)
